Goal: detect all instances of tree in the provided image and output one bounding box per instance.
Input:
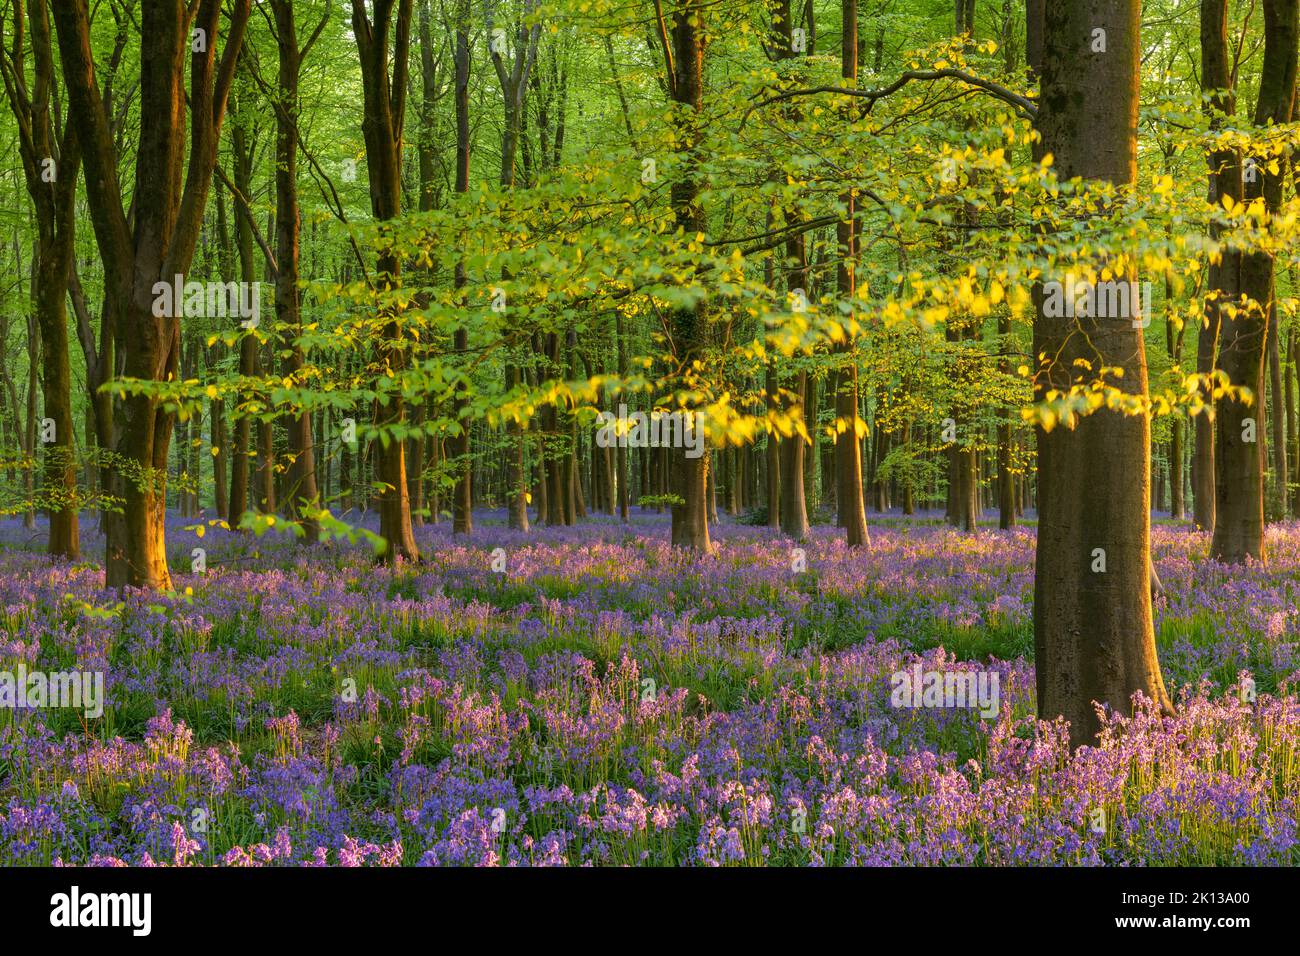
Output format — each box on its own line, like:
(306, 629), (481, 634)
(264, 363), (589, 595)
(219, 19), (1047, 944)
(835, 0), (870, 548)
(1209, 0), (1298, 564)
(1032, 0), (1173, 748)
(350, 0), (421, 561)
(52, 0), (251, 589)
(225, 90), (263, 530)
(263, 0), (331, 544)
(0, 0), (81, 559)
(659, 0), (712, 551)
(449, 0), (473, 537)
(488, 0), (540, 533)
(771, 0), (810, 542)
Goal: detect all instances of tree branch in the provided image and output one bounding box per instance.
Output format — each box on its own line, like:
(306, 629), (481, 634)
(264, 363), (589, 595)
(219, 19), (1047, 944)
(740, 68), (1039, 129)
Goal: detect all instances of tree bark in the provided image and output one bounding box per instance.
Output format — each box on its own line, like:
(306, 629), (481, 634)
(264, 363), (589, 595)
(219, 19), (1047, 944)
(1193, 0), (1236, 534)
(1210, 0), (1297, 564)
(1033, 0), (1173, 749)
(53, 0), (250, 589)
(270, 0), (321, 542)
(664, 1), (712, 551)
(835, 1), (869, 547)
(0, 0), (81, 558)
(489, 2), (540, 533)
(351, 0), (421, 560)
(450, 0), (473, 537)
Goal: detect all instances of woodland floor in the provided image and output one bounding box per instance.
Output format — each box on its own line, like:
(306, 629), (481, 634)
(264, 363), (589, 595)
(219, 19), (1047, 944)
(0, 511), (1296, 865)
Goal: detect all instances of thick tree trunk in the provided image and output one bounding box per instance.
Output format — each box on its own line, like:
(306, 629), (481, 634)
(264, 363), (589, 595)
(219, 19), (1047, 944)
(53, 0), (249, 589)
(490, 11), (539, 533)
(1033, 0), (1173, 749)
(34, 225), (81, 562)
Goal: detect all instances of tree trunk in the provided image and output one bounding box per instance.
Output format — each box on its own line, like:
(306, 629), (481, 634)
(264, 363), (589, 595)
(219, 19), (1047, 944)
(616, 310), (630, 521)
(665, 1), (712, 551)
(226, 116), (258, 529)
(490, 8), (539, 533)
(765, 362), (781, 527)
(1209, 0), (1297, 564)
(2, 0), (83, 558)
(1193, 0), (1236, 534)
(352, 0), (421, 560)
(450, 0), (473, 537)
(1033, 0), (1173, 749)
(271, 0), (319, 542)
(780, 371), (810, 539)
(1268, 300), (1288, 518)
(1289, 324), (1300, 516)
(835, 3), (870, 546)
(53, 0), (250, 589)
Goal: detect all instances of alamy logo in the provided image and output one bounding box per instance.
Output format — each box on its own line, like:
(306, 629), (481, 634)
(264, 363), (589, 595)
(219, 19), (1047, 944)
(50, 886), (151, 936)
(595, 404), (706, 460)
(0, 664), (104, 718)
(890, 665), (1000, 719)
(1042, 276), (1152, 328)
(152, 274), (261, 328)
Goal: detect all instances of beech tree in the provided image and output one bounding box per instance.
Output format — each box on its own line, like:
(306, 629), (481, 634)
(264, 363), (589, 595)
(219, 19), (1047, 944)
(657, 0), (712, 551)
(835, 0), (870, 548)
(350, 0), (421, 561)
(52, 0), (250, 589)
(263, 0), (331, 544)
(488, 0), (540, 533)
(0, 0), (81, 559)
(1208, 0), (1298, 564)
(1032, 0), (1173, 747)
(449, 0), (473, 537)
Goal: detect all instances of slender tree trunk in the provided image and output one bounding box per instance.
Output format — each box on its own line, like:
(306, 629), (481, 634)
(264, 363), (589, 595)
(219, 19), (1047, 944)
(352, 0), (421, 559)
(616, 309), (630, 521)
(23, 313), (37, 531)
(226, 121), (257, 528)
(1289, 324), (1300, 516)
(1210, 0), (1297, 564)
(665, 0), (711, 551)
(450, 0), (473, 537)
(780, 372), (810, 539)
(765, 362), (781, 527)
(271, 0), (319, 542)
(1165, 272), (1187, 521)
(1268, 300), (1288, 518)
(1193, 0), (1236, 534)
(836, 3), (869, 547)
(2, 0), (83, 557)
